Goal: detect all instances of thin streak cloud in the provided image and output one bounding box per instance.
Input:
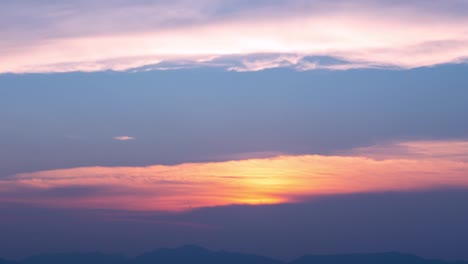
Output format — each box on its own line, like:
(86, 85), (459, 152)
(113, 136), (136, 141)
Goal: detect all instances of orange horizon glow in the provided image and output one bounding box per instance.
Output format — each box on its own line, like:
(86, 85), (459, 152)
(1, 140), (468, 211)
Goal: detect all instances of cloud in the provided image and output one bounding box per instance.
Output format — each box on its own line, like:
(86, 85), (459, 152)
(113, 136), (135, 141)
(348, 140), (468, 161)
(1, 0), (468, 73)
(1, 140), (468, 211)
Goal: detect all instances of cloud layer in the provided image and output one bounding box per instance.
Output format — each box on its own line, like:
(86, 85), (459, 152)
(1, 0), (468, 73)
(1, 140), (468, 211)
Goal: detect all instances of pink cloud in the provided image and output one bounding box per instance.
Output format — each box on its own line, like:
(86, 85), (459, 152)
(113, 136), (136, 141)
(1, 1), (468, 73)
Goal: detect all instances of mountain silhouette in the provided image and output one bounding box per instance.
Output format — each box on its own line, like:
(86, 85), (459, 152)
(0, 258), (18, 264)
(291, 252), (467, 264)
(3, 246), (467, 264)
(130, 245), (282, 264)
(21, 252), (125, 264)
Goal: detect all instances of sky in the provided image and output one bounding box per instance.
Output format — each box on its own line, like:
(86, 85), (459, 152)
(1, 0), (468, 261)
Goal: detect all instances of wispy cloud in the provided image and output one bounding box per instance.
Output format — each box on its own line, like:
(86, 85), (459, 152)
(113, 136), (136, 141)
(1, 140), (468, 211)
(1, 0), (468, 73)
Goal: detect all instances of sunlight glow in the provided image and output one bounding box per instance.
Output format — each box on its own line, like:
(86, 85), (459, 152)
(1, 141), (468, 211)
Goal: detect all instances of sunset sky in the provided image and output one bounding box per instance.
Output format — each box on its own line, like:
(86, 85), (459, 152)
(1, 0), (468, 262)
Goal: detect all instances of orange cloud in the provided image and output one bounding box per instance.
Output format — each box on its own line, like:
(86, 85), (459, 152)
(1, 140), (468, 211)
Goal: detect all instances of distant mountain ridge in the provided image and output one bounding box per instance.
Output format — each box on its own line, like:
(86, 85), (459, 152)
(21, 252), (126, 264)
(291, 252), (468, 264)
(3, 245), (467, 264)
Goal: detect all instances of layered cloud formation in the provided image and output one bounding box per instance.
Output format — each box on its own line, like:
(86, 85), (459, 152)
(1, 140), (467, 211)
(1, 0), (468, 73)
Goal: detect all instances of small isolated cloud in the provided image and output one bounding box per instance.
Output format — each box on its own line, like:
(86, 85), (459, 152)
(113, 136), (135, 141)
